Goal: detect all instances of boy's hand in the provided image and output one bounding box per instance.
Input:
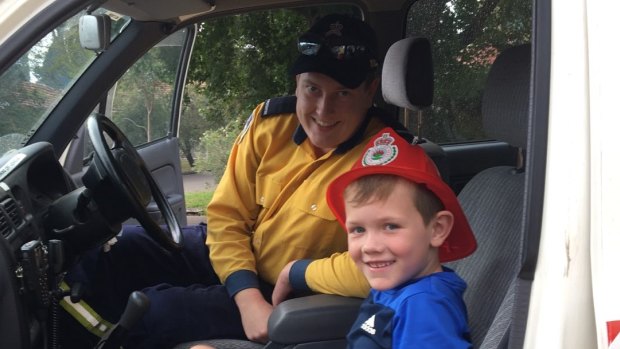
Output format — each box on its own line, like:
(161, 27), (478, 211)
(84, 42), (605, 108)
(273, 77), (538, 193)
(272, 261), (295, 306)
(234, 288), (273, 343)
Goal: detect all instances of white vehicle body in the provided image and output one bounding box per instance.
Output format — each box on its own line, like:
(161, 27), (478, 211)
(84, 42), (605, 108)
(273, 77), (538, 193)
(526, 1), (620, 348)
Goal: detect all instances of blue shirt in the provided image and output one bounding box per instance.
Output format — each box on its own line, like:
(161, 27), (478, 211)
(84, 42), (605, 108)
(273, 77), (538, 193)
(347, 267), (472, 349)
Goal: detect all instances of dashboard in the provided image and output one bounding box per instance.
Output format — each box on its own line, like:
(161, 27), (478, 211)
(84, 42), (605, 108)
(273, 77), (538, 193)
(0, 142), (72, 250)
(0, 142), (121, 348)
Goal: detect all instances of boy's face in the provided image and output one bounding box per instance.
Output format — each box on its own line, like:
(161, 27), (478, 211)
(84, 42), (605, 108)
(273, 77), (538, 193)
(295, 72), (378, 156)
(345, 180), (450, 291)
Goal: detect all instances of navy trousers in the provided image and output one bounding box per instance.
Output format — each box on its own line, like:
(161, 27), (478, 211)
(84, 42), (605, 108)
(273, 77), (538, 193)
(62, 224), (249, 349)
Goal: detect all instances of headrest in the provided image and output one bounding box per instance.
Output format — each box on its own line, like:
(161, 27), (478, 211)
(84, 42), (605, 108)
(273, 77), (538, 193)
(482, 44), (531, 149)
(381, 37), (433, 110)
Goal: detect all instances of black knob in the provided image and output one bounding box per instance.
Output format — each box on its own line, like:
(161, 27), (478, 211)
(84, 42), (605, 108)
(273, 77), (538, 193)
(118, 291), (150, 330)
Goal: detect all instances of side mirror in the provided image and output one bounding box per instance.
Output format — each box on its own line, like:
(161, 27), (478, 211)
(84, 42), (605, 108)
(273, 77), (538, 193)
(79, 14), (111, 52)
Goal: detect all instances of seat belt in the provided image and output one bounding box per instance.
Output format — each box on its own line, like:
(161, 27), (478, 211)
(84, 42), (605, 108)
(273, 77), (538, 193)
(508, 278), (533, 349)
(59, 281), (113, 337)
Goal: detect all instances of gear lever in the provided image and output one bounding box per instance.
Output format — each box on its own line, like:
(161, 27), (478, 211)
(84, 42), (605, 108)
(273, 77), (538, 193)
(95, 291), (150, 349)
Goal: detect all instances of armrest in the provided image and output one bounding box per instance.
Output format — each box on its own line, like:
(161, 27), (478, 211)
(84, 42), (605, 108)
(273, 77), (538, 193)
(172, 295), (363, 349)
(267, 294), (363, 344)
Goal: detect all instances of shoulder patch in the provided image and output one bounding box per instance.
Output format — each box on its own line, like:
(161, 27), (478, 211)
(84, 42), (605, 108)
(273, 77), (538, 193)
(262, 95), (297, 117)
(236, 112), (254, 143)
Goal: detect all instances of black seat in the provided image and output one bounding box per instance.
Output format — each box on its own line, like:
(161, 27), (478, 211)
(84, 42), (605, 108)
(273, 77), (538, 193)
(447, 43), (531, 349)
(381, 38), (532, 348)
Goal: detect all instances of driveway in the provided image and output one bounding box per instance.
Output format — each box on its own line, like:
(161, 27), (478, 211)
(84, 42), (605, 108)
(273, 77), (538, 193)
(182, 172), (215, 192)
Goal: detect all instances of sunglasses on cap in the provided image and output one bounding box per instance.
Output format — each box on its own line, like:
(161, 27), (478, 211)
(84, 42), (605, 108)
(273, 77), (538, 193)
(297, 32), (371, 61)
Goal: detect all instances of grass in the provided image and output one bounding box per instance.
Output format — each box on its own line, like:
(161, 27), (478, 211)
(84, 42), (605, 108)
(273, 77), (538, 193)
(181, 156), (213, 215)
(185, 191), (214, 215)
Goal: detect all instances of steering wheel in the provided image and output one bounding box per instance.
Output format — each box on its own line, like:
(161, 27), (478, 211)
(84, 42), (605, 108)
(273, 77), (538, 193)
(85, 114), (183, 250)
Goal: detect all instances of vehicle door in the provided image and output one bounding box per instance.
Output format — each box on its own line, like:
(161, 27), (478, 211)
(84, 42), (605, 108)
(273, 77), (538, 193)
(63, 25), (197, 227)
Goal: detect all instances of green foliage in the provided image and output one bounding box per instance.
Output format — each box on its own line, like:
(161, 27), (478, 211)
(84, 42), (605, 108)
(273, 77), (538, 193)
(0, 9), (132, 157)
(0, 16), (89, 148)
(181, 0), (531, 181)
(183, 6), (361, 174)
(185, 191), (214, 213)
(111, 43), (182, 144)
(33, 17), (95, 89)
(180, 84), (211, 167)
(408, 0), (531, 142)
(189, 11), (305, 125)
(0, 60), (46, 140)
(195, 120), (244, 183)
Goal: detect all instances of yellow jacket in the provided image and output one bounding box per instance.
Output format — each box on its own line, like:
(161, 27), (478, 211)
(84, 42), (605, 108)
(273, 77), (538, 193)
(206, 96), (404, 298)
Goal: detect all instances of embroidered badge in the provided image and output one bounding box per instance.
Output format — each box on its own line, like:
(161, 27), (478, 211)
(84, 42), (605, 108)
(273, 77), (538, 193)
(326, 21), (343, 37)
(362, 132), (398, 166)
(361, 314), (377, 335)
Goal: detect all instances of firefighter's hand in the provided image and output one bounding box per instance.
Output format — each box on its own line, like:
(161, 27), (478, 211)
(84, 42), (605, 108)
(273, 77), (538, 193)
(234, 288), (273, 343)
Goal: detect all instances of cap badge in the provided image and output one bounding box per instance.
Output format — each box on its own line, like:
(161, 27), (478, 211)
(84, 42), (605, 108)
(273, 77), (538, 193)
(325, 21), (343, 37)
(362, 133), (398, 167)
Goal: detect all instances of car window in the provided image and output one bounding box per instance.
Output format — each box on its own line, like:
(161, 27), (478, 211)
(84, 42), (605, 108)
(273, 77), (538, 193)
(103, 28), (189, 146)
(406, 0), (531, 144)
(0, 8), (130, 156)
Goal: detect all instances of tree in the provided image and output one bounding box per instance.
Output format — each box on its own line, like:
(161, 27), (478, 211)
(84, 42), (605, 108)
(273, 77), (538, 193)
(0, 59), (34, 134)
(0, 49), (53, 154)
(188, 11), (304, 126)
(185, 6), (359, 174)
(185, 11), (306, 173)
(407, 0), (531, 142)
(196, 121), (243, 182)
(32, 16), (94, 89)
(180, 84), (211, 167)
(111, 45), (180, 144)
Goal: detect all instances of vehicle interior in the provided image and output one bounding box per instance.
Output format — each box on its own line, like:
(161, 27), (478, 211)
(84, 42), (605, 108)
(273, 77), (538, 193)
(0, 0), (549, 348)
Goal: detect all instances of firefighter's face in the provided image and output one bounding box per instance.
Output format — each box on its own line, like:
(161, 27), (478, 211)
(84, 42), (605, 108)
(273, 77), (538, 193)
(295, 72), (378, 156)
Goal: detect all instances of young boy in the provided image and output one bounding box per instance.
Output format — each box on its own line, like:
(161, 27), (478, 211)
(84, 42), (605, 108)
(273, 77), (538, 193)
(326, 127), (477, 348)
